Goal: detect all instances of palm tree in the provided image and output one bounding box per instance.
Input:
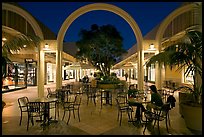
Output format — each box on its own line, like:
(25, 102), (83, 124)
(2, 31), (41, 77)
(145, 30), (202, 103)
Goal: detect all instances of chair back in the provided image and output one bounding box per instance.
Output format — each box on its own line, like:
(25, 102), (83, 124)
(117, 93), (128, 104)
(18, 96), (29, 112)
(74, 95), (82, 106)
(115, 98), (121, 109)
(115, 98), (126, 109)
(27, 102), (45, 115)
(156, 103), (171, 119)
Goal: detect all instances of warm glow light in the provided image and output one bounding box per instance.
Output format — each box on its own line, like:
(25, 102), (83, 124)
(43, 43), (50, 51)
(23, 45), (27, 48)
(148, 43), (156, 51)
(2, 37), (7, 41)
(149, 44), (154, 49)
(45, 43), (49, 48)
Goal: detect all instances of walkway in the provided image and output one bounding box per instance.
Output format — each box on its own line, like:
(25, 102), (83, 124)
(2, 78), (200, 135)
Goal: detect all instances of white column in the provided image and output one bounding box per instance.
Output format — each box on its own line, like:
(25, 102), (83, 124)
(155, 62), (162, 89)
(56, 42), (62, 89)
(37, 43), (45, 98)
(137, 48), (144, 90)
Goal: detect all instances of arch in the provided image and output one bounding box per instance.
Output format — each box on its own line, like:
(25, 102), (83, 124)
(57, 3), (144, 89)
(2, 3), (44, 39)
(156, 3), (199, 50)
(155, 3), (199, 89)
(2, 3), (45, 98)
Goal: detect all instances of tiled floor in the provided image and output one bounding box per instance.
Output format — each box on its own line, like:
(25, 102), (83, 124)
(2, 79), (201, 135)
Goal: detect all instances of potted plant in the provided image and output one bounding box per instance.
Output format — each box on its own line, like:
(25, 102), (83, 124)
(98, 74), (121, 89)
(146, 30), (202, 132)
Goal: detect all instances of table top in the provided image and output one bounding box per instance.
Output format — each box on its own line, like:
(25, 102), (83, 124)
(35, 97), (58, 103)
(128, 94), (151, 104)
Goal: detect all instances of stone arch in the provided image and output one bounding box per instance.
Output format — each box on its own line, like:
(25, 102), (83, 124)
(2, 3), (45, 98)
(156, 3), (198, 50)
(155, 3), (199, 89)
(2, 3), (44, 39)
(57, 3), (144, 89)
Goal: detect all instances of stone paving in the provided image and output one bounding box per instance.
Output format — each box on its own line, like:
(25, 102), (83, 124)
(2, 78), (201, 135)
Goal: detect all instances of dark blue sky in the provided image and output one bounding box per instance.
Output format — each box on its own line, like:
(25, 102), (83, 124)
(18, 2), (182, 50)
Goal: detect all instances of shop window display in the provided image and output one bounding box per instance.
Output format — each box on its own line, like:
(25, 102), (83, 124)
(2, 62), (26, 92)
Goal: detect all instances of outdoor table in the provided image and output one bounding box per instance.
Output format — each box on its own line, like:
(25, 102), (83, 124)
(35, 97), (58, 129)
(128, 93), (150, 125)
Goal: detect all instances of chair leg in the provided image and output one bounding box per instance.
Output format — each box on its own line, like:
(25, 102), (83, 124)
(143, 117), (148, 134)
(117, 110), (119, 121)
(153, 119), (157, 129)
(127, 110), (131, 120)
(19, 112), (22, 126)
(62, 110), (66, 121)
(73, 110), (75, 119)
(93, 97), (96, 106)
(119, 111), (122, 126)
(67, 110), (71, 124)
(27, 116), (30, 131)
(166, 117), (169, 133)
(31, 117), (34, 126)
(168, 113), (171, 126)
(158, 119), (160, 134)
(77, 109), (80, 122)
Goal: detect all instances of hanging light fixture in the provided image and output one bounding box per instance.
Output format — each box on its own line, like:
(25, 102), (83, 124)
(43, 43), (50, 51)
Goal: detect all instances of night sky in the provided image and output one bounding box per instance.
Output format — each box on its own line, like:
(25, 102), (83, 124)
(18, 2), (182, 50)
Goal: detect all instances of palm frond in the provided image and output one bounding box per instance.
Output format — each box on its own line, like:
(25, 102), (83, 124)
(2, 32), (41, 58)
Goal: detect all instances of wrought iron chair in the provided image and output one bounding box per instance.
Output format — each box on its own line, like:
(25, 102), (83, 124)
(143, 103), (171, 135)
(115, 97), (133, 126)
(26, 102), (45, 131)
(17, 96), (29, 126)
(62, 95), (82, 124)
(47, 88), (58, 98)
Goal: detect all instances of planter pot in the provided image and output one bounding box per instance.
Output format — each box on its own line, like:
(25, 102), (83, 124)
(179, 92), (193, 117)
(180, 102), (202, 132)
(98, 84), (116, 89)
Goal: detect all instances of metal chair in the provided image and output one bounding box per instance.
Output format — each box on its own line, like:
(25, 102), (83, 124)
(26, 102), (45, 131)
(143, 103), (171, 134)
(115, 97), (133, 126)
(47, 88), (58, 98)
(62, 95), (82, 124)
(17, 96), (29, 126)
(86, 85), (98, 106)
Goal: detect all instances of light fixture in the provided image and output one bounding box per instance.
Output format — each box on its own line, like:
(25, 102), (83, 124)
(45, 43), (49, 48)
(43, 43), (50, 51)
(148, 43), (156, 50)
(23, 45), (27, 48)
(2, 37), (7, 41)
(149, 43), (154, 49)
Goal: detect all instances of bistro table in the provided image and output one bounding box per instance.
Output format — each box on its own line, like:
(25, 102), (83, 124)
(128, 92), (150, 126)
(35, 97), (58, 129)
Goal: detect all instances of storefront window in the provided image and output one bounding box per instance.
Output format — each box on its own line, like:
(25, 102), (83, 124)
(27, 62), (37, 86)
(2, 62), (26, 92)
